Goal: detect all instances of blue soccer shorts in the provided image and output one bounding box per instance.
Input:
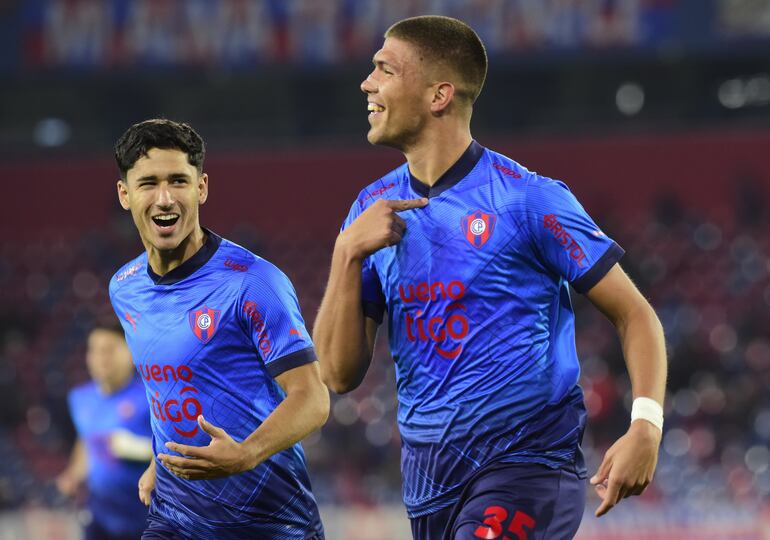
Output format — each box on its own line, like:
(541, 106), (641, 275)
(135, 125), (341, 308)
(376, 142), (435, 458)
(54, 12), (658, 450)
(410, 461), (585, 540)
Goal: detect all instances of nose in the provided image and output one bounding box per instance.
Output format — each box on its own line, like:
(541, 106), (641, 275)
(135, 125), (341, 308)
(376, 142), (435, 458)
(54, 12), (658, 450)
(156, 183), (175, 208)
(361, 71), (376, 94)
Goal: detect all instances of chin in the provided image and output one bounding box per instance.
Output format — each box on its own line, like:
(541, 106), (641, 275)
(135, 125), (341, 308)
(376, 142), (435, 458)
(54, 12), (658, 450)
(150, 236), (183, 253)
(374, 136), (406, 152)
(367, 129), (395, 148)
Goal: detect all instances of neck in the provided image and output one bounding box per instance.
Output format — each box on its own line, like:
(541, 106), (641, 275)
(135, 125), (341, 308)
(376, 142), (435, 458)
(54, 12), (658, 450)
(146, 226), (206, 276)
(404, 124), (473, 186)
(98, 373), (132, 396)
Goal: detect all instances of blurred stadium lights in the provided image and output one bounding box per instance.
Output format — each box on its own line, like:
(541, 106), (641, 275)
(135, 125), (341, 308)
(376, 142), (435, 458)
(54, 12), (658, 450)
(0, 0), (768, 154)
(33, 118), (71, 148)
(663, 428), (691, 458)
(615, 82), (645, 116)
(718, 74), (770, 109)
(746, 445), (770, 475)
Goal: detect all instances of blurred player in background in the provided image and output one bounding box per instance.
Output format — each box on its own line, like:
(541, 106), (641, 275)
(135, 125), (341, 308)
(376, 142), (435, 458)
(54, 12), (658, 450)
(57, 321), (152, 540)
(109, 119), (329, 539)
(314, 16), (667, 539)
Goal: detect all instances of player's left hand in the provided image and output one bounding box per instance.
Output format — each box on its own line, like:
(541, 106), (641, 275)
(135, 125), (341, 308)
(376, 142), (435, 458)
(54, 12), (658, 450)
(157, 415), (258, 480)
(590, 419), (661, 517)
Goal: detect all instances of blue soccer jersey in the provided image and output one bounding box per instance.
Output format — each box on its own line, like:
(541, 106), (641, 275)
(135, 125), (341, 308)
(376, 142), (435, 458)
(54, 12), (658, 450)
(342, 141), (624, 518)
(109, 231), (323, 539)
(68, 376), (152, 536)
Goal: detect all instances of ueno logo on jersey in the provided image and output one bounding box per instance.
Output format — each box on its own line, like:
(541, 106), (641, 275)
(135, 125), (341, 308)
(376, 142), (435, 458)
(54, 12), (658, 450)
(461, 210), (497, 248)
(188, 306), (221, 344)
(243, 301), (272, 353)
(359, 182), (396, 204)
(399, 280), (469, 360)
(139, 363), (203, 438)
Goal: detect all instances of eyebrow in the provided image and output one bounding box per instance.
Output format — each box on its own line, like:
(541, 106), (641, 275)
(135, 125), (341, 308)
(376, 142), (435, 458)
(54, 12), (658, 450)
(135, 172), (191, 182)
(372, 56), (396, 70)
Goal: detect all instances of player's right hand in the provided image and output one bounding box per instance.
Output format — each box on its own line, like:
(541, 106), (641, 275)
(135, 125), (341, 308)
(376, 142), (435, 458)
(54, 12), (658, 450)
(338, 198), (428, 260)
(138, 459), (157, 506)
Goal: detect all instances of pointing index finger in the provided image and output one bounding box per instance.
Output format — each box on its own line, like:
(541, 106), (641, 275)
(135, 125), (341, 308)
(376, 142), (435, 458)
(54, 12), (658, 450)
(387, 198), (429, 212)
(595, 479), (621, 517)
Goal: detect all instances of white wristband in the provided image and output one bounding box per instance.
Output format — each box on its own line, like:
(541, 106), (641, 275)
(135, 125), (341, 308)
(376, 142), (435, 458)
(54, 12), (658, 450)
(631, 397), (664, 432)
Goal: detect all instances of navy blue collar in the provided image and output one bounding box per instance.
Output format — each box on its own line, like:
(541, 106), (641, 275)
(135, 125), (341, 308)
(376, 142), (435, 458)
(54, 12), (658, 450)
(147, 229), (222, 285)
(409, 140), (484, 198)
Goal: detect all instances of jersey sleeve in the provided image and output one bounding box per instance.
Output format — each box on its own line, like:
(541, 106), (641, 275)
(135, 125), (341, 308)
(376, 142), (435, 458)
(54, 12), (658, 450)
(341, 198), (387, 324)
(525, 178), (624, 293)
(66, 389), (81, 434)
(238, 262), (317, 378)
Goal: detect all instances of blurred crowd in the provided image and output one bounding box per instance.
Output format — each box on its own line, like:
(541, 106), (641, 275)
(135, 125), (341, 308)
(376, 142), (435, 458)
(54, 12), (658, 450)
(17, 0), (680, 69)
(0, 175), (768, 514)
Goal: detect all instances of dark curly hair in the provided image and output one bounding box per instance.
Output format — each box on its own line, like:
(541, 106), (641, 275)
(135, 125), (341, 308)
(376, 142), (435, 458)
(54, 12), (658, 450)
(114, 118), (205, 180)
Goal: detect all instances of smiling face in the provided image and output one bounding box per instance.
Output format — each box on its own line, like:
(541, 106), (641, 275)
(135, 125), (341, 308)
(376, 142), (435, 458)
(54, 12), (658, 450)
(361, 37), (436, 150)
(117, 148), (208, 265)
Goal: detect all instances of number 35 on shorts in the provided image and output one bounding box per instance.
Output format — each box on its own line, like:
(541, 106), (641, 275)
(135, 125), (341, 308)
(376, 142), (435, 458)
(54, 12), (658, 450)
(474, 506), (536, 540)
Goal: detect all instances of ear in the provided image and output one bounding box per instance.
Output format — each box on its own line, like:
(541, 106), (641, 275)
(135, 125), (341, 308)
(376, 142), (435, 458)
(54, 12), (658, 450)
(430, 82), (455, 114)
(117, 179), (130, 210)
(198, 173), (209, 206)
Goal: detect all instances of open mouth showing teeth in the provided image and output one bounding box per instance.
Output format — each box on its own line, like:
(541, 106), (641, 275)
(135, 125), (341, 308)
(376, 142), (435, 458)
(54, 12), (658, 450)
(152, 214), (179, 227)
(368, 103), (385, 114)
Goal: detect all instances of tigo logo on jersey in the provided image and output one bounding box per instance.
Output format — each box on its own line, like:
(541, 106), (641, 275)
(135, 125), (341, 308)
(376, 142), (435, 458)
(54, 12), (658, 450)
(139, 363), (202, 438)
(462, 211), (497, 248)
(399, 280), (469, 360)
(188, 306), (221, 344)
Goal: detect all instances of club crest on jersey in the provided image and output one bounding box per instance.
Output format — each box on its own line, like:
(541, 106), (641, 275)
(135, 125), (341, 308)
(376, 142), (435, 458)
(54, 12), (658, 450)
(461, 210), (497, 248)
(188, 306), (221, 344)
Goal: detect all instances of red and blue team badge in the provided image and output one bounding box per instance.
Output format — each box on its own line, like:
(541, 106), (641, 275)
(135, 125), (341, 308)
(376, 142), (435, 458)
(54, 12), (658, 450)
(461, 210), (497, 248)
(117, 400), (135, 419)
(188, 306), (221, 344)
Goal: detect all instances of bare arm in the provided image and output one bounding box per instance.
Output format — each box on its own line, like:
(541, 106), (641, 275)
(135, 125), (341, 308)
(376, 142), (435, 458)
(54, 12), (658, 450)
(313, 236), (379, 393)
(56, 438), (87, 497)
(313, 197), (427, 393)
(586, 265), (666, 404)
(584, 263), (667, 516)
(158, 361), (329, 479)
(244, 361), (330, 464)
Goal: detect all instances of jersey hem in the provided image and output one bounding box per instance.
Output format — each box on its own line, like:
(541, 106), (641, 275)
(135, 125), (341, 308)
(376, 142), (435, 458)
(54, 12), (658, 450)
(571, 241), (625, 293)
(362, 301), (385, 324)
(265, 347), (317, 378)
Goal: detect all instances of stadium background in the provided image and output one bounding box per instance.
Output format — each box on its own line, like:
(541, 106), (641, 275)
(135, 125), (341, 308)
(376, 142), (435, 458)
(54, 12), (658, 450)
(1, 0), (769, 538)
